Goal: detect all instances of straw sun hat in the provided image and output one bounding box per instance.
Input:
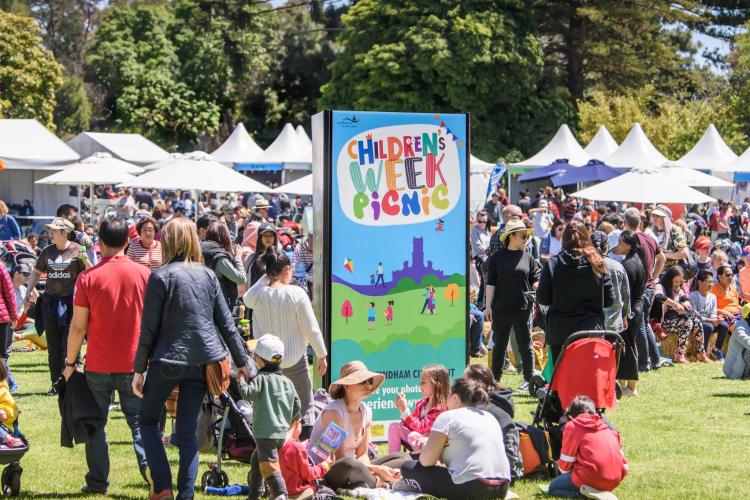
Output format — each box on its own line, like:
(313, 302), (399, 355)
(499, 219), (533, 244)
(328, 361), (385, 399)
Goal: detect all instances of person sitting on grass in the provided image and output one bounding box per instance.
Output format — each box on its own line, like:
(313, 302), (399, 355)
(724, 303), (750, 379)
(689, 270), (728, 361)
(711, 265), (742, 329)
(395, 377), (511, 500)
(546, 396), (627, 500)
(387, 364), (449, 453)
(279, 417), (334, 499)
(239, 335), (301, 500)
(0, 363), (23, 449)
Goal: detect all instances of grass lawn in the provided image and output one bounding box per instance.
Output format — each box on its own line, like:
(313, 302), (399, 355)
(8, 349), (750, 499)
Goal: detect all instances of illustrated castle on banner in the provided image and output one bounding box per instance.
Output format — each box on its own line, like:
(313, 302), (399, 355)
(391, 237), (447, 283)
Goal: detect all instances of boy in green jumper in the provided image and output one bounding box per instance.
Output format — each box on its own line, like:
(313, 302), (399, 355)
(239, 335), (301, 500)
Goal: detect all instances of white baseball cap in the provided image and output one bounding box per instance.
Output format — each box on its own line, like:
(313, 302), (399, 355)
(255, 335), (285, 364)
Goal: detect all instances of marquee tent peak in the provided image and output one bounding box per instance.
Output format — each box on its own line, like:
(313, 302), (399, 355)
(512, 124), (590, 168)
(675, 124), (739, 171)
(247, 123), (310, 165)
(603, 123), (668, 169)
(210, 122), (264, 164)
(296, 125), (312, 148)
(584, 125), (619, 160)
(35, 153), (141, 185)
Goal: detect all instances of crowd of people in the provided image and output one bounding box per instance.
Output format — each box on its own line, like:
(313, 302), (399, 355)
(0, 183), (747, 500)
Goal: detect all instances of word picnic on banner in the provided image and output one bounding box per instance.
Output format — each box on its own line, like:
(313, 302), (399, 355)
(336, 124), (462, 226)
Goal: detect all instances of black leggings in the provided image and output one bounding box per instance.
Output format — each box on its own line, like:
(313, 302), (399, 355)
(491, 308), (533, 381)
(324, 453), (411, 490)
(400, 460), (509, 500)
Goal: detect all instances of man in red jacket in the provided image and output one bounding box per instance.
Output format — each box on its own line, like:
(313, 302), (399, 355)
(547, 396), (627, 499)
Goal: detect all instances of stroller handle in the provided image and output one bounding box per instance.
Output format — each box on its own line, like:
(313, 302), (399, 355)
(561, 330), (624, 350)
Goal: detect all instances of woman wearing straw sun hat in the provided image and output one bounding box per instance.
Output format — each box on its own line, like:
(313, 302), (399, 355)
(484, 220), (540, 389)
(309, 361), (410, 490)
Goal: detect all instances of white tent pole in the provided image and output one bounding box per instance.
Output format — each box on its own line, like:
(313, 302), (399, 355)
(507, 168), (512, 202)
(194, 190), (199, 222)
(90, 183), (95, 226)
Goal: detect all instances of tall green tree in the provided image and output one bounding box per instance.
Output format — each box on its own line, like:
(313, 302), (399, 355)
(53, 75), (91, 138)
(85, 5), (219, 147)
(0, 10), (63, 128)
(319, 0), (573, 159)
(534, 0), (706, 101)
(242, 0), (342, 144)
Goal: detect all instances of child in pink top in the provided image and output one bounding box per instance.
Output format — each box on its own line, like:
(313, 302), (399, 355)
(387, 364), (449, 453)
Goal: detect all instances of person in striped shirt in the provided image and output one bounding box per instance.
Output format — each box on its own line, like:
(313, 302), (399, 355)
(127, 217), (162, 271)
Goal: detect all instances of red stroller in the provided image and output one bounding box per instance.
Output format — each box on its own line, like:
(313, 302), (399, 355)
(532, 330), (624, 427)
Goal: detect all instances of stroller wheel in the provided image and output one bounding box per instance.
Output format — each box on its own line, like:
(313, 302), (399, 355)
(219, 470), (229, 488)
(616, 381), (623, 400)
(201, 470), (222, 490)
(529, 374), (546, 397)
(2, 464), (21, 497)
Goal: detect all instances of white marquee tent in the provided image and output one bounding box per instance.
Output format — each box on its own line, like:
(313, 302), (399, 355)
(120, 151), (271, 194)
(273, 174), (312, 195)
(0, 119), (80, 215)
(469, 155), (498, 213)
(512, 124), (590, 169)
(676, 124), (737, 171)
(572, 168), (714, 204)
(584, 126), (619, 160)
(244, 123), (310, 165)
(603, 123), (668, 169)
(210, 123), (264, 165)
(296, 125), (312, 148)
(68, 132), (169, 167)
(144, 152), (184, 171)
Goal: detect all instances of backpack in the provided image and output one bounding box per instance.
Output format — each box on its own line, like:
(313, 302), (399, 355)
(515, 423), (560, 479)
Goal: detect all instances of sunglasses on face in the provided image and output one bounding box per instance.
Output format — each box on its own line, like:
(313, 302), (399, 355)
(359, 378), (374, 386)
(477, 220), (487, 225)
(514, 233), (529, 240)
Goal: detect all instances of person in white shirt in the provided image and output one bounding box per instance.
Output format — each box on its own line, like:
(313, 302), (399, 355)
(396, 377), (510, 499)
(243, 248), (328, 424)
(529, 200), (554, 239)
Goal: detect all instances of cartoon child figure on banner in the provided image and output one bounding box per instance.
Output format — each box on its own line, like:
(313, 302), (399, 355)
(435, 219), (445, 232)
(375, 262), (386, 287)
(369, 274), (376, 287)
(368, 302), (376, 330)
(385, 300), (394, 326)
(428, 286), (437, 315)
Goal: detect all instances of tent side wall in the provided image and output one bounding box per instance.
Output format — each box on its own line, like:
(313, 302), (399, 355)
(0, 169), (74, 216)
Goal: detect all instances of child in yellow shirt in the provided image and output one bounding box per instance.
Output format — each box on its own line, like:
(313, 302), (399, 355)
(0, 364), (23, 448)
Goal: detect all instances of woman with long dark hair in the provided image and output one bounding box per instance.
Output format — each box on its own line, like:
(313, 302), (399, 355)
(613, 230), (647, 396)
(652, 265), (711, 364)
(537, 221), (615, 364)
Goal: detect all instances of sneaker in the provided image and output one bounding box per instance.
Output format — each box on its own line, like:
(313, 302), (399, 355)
(392, 479), (420, 494)
(580, 485), (618, 499)
(150, 489), (174, 500)
(47, 386), (58, 396)
(5, 437), (23, 448)
(711, 347), (725, 361)
(108, 403), (120, 412)
(517, 381), (530, 393)
(479, 344), (489, 356)
(81, 485), (108, 495)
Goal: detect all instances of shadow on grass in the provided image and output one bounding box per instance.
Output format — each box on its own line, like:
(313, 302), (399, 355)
(711, 392), (749, 398)
(14, 392), (53, 399)
(24, 494), (135, 499)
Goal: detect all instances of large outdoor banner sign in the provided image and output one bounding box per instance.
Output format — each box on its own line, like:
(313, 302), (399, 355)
(322, 110), (469, 439)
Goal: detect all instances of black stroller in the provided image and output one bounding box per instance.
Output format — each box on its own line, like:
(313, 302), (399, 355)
(0, 422), (28, 497)
(200, 380), (256, 489)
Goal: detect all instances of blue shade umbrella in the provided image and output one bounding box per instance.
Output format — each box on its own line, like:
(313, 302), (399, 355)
(517, 158), (575, 182)
(550, 160), (624, 186)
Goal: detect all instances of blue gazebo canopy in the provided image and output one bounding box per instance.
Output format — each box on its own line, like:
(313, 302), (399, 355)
(550, 160), (624, 186)
(517, 158), (575, 182)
